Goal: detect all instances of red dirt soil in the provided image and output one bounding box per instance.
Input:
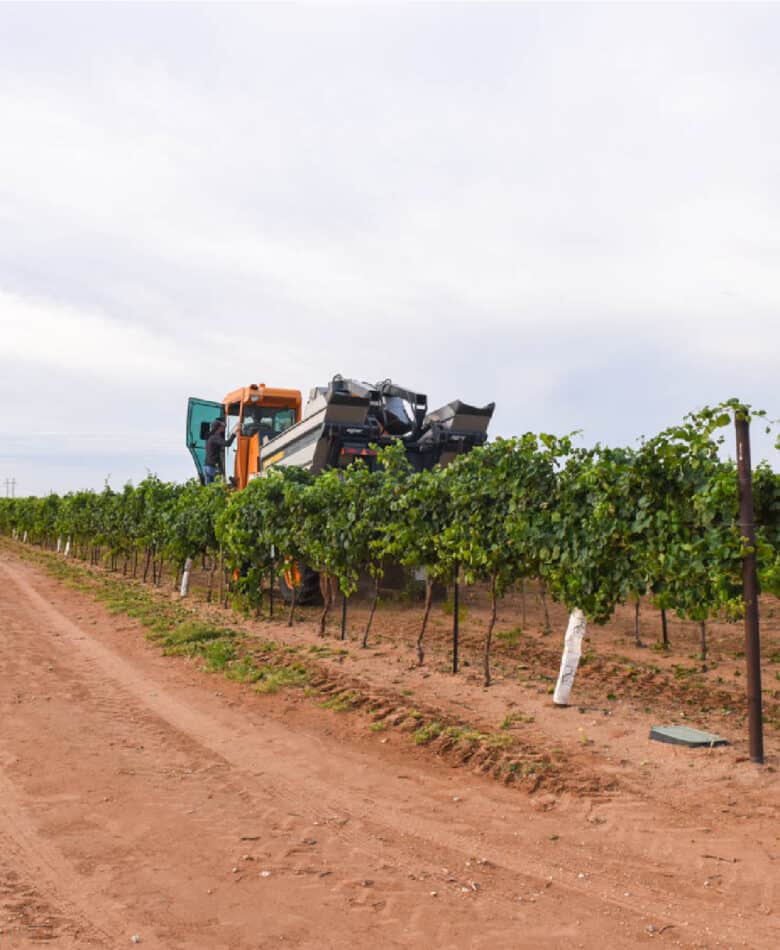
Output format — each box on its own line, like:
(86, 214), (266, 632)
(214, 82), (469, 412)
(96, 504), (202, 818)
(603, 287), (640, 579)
(0, 548), (778, 949)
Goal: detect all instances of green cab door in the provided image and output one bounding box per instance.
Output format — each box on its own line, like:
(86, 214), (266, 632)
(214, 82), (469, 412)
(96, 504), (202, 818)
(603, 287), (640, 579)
(186, 397), (224, 483)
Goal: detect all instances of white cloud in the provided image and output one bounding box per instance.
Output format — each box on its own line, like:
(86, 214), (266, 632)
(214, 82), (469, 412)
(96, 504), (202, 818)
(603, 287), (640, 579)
(1, 3), (780, 494)
(0, 289), (189, 380)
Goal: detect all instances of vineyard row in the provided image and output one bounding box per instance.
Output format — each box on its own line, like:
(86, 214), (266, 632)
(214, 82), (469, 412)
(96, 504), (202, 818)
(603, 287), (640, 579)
(2, 405), (779, 687)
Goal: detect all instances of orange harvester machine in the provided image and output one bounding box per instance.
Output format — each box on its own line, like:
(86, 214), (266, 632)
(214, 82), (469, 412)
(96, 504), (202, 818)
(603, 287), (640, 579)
(186, 383), (302, 489)
(187, 376), (495, 489)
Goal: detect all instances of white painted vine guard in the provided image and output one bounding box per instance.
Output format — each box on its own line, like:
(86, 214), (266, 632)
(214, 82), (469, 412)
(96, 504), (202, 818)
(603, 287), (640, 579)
(553, 608), (586, 706)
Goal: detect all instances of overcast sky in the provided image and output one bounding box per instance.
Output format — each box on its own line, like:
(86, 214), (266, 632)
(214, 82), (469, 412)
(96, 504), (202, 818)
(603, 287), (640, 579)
(2, 2), (779, 496)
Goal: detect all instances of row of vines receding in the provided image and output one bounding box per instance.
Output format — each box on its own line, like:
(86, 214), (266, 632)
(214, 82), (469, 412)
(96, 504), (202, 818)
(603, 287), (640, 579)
(2, 405), (779, 686)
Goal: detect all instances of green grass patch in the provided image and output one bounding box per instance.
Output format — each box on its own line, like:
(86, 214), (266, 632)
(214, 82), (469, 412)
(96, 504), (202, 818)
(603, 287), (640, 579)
(153, 620), (238, 655)
(224, 655), (263, 682)
(255, 663), (308, 694)
(412, 721), (443, 745)
(445, 726), (486, 745)
(485, 732), (514, 750)
(202, 638), (238, 671)
(497, 628), (523, 647)
(441, 599), (469, 622)
(672, 664), (702, 681)
(320, 690), (359, 711)
(500, 710), (534, 730)
(307, 644), (348, 658)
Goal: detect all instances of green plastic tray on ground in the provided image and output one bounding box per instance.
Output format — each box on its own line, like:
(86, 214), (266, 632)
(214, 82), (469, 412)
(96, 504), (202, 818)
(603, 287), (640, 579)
(649, 725), (729, 748)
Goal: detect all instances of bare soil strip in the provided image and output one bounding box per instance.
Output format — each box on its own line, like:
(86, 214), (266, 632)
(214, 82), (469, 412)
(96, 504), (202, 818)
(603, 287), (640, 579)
(0, 550), (777, 948)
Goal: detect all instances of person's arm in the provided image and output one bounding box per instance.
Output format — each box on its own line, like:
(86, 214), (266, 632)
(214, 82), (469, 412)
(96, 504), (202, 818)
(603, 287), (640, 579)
(214, 431), (236, 450)
(216, 430), (237, 476)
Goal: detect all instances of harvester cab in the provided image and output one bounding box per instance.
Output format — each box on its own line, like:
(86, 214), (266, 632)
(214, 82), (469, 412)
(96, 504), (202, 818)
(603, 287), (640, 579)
(186, 384), (302, 489)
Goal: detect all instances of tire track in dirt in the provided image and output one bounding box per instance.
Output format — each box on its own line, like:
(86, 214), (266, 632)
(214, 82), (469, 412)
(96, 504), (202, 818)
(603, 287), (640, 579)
(1, 552), (776, 949)
(0, 769), (112, 949)
(1, 559), (590, 947)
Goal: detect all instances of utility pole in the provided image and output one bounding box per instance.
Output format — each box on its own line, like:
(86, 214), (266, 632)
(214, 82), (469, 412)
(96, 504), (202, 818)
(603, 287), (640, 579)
(4, 477), (15, 498)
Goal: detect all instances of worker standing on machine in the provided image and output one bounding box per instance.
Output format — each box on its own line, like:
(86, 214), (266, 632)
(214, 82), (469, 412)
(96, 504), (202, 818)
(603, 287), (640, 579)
(204, 419), (236, 485)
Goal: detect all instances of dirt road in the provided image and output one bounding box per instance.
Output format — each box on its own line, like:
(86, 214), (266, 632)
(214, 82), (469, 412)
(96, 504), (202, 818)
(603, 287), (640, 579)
(0, 552), (777, 948)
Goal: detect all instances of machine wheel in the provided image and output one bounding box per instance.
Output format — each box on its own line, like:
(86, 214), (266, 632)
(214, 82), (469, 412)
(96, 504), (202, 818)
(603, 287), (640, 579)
(279, 565), (322, 605)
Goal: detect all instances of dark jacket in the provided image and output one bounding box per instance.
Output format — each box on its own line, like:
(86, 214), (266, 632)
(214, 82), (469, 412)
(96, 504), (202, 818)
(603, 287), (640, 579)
(205, 426), (236, 470)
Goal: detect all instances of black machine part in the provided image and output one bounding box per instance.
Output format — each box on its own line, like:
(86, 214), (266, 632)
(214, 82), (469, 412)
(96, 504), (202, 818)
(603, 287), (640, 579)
(278, 566), (322, 605)
(325, 376), (428, 438)
(421, 399), (495, 435)
(320, 377), (495, 470)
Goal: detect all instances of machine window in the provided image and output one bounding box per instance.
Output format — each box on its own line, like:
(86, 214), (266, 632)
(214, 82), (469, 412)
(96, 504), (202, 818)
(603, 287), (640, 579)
(240, 406), (297, 437)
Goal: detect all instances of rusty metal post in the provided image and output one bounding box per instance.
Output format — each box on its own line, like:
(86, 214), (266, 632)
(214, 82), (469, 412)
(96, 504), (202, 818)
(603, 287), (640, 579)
(452, 561), (460, 674)
(269, 545), (275, 619)
(735, 413), (764, 764)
